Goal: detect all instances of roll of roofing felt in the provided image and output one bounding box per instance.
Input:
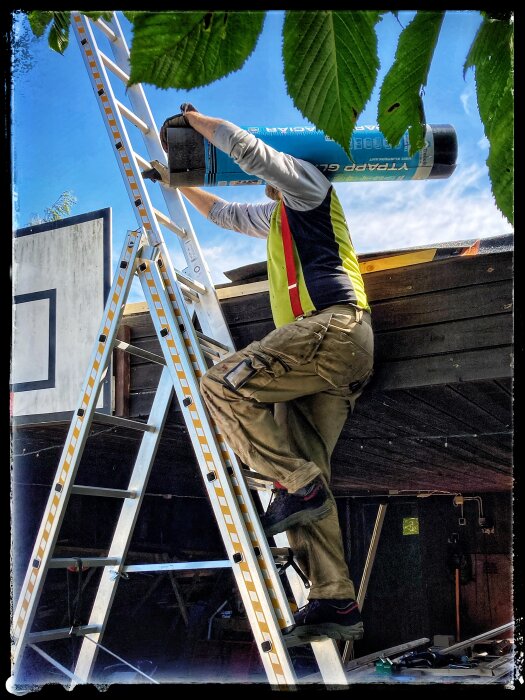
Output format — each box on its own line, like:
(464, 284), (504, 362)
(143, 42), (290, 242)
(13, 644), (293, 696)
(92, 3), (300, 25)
(166, 123), (457, 187)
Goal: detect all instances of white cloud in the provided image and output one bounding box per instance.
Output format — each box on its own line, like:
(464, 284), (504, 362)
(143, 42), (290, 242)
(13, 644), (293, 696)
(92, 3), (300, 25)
(460, 90), (472, 116)
(338, 163), (513, 254)
(477, 136), (489, 150)
(203, 236), (267, 284)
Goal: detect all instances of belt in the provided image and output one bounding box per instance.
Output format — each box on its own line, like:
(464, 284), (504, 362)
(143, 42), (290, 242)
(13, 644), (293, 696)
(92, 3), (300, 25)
(295, 304), (371, 324)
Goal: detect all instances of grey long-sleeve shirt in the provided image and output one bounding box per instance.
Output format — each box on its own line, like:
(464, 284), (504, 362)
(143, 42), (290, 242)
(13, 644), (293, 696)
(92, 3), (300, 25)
(207, 121), (331, 238)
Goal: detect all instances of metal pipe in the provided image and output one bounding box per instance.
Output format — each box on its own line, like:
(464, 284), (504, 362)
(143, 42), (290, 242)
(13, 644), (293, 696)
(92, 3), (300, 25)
(207, 599), (229, 640)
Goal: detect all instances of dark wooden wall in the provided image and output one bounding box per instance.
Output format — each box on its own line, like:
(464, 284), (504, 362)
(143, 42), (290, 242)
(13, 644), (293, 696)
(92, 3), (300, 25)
(119, 250), (512, 416)
(344, 492), (513, 656)
(219, 250), (513, 391)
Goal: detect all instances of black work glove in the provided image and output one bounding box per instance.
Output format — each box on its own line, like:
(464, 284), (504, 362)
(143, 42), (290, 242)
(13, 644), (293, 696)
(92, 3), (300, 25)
(160, 103), (198, 152)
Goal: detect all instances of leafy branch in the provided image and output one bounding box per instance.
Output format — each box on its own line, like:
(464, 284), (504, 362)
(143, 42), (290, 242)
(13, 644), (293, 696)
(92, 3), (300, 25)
(22, 10), (514, 224)
(27, 191), (77, 226)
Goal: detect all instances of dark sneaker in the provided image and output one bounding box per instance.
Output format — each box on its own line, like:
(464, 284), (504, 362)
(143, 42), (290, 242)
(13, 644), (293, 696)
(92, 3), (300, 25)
(289, 598), (364, 642)
(260, 478), (331, 537)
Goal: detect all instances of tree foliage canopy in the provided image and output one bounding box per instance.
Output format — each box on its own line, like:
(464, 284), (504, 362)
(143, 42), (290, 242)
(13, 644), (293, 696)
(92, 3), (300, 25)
(22, 10), (514, 224)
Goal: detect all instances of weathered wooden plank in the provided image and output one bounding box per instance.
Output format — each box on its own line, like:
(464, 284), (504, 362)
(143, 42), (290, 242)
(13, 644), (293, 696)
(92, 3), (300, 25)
(129, 391), (179, 418)
(403, 384), (512, 431)
(494, 377), (512, 394)
(221, 292), (271, 326)
(449, 381), (513, 428)
(128, 347), (511, 397)
(331, 450), (510, 494)
(126, 313), (157, 339)
(397, 384), (510, 433)
(456, 435), (513, 465)
(220, 277), (512, 333)
(338, 416), (511, 474)
(362, 251), (512, 303)
(347, 393), (448, 438)
(335, 435), (511, 488)
(375, 313), (512, 361)
(228, 320), (274, 348)
(219, 251), (512, 303)
(131, 363), (163, 391)
(370, 279), (512, 331)
(372, 346), (512, 391)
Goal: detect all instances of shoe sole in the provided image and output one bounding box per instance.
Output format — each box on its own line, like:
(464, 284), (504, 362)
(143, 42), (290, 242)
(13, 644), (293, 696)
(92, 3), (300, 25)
(264, 501), (332, 537)
(283, 621), (364, 645)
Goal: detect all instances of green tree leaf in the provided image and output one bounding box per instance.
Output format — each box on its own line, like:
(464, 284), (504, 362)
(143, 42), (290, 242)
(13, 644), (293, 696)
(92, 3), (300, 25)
(486, 84), (513, 224)
(464, 17), (513, 132)
(464, 16), (514, 224)
(123, 11), (141, 23)
(27, 11), (53, 37)
(378, 11), (444, 155)
(48, 12), (70, 55)
(283, 11), (381, 158)
(128, 11), (266, 89)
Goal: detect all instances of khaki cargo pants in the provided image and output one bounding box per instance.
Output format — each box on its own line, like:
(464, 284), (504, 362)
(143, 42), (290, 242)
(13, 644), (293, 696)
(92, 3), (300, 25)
(200, 304), (374, 600)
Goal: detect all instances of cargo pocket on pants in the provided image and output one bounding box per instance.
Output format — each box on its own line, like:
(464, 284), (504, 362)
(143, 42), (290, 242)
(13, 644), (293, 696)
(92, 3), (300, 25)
(257, 316), (332, 368)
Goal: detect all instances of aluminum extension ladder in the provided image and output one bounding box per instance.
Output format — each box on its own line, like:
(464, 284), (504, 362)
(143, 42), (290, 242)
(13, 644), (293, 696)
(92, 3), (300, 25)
(10, 11), (349, 690)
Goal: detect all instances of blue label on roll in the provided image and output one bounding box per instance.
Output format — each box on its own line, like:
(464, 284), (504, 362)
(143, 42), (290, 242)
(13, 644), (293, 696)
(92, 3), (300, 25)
(204, 125), (435, 185)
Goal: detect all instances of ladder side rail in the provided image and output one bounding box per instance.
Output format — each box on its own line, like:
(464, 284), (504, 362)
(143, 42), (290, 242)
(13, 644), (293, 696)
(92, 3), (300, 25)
(71, 14), (217, 371)
(72, 13), (231, 348)
(11, 229), (143, 669)
(100, 12), (235, 346)
(71, 15), (163, 250)
(71, 367), (174, 686)
(137, 260), (297, 686)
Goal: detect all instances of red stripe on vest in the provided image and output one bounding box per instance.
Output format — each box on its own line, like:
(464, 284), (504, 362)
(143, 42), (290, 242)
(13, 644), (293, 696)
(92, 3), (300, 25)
(280, 202), (304, 318)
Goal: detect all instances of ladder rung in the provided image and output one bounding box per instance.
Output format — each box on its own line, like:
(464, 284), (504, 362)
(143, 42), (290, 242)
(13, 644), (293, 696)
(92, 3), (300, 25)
(284, 633), (330, 649)
(270, 547), (293, 562)
(245, 477), (273, 492)
(243, 468), (274, 491)
(180, 284), (200, 303)
(123, 560), (231, 573)
(99, 51), (129, 83)
(92, 412), (156, 432)
(114, 340), (166, 365)
(116, 99), (150, 134)
(71, 485), (137, 499)
(48, 557), (120, 569)
(28, 624), (101, 644)
(134, 151), (152, 171)
(244, 468), (273, 483)
(200, 346), (220, 360)
(153, 208), (187, 238)
(195, 330), (230, 352)
(93, 17), (118, 42)
(175, 271), (207, 294)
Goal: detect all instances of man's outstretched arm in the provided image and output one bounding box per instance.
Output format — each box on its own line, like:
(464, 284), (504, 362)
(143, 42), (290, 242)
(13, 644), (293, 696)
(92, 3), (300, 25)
(181, 110), (329, 211)
(179, 186), (273, 239)
(178, 186), (220, 219)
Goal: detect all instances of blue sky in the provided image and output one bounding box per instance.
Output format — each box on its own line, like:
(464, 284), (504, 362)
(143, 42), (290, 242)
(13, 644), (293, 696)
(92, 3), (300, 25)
(12, 10), (513, 298)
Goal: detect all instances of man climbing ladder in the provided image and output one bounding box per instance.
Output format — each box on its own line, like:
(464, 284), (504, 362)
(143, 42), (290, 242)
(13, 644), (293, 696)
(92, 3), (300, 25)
(149, 103), (374, 642)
